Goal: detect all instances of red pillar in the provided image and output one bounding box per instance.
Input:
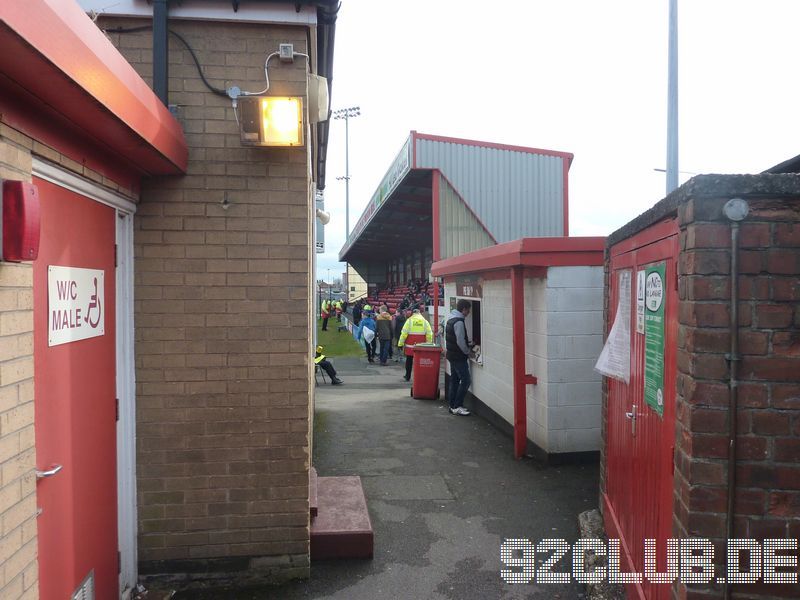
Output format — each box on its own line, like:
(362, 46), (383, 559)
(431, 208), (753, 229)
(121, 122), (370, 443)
(511, 266), (527, 459)
(433, 276), (440, 342)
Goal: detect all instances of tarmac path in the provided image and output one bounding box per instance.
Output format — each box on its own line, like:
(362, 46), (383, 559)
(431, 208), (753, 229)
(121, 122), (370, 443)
(180, 356), (597, 600)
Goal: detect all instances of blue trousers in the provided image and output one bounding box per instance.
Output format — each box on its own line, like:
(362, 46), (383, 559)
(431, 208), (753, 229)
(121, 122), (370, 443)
(379, 339), (391, 364)
(448, 358), (471, 409)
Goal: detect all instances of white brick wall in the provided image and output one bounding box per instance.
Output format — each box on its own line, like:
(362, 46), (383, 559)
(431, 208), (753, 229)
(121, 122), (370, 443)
(445, 264), (603, 456)
(543, 266), (603, 453)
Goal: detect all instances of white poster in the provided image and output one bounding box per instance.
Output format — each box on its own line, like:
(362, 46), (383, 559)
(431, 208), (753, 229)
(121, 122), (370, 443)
(636, 270), (646, 334)
(48, 266), (105, 347)
(595, 269), (631, 383)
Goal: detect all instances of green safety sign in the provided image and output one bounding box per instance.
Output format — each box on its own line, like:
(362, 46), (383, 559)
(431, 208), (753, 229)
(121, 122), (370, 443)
(644, 263), (666, 417)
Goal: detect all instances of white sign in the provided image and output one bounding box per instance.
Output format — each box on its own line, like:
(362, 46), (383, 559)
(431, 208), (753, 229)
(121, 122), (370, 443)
(645, 271), (664, 312)
(595, 269), (631, 383)
(315, 241), (324, 253)
(636, 270), (646, 334)
(48, 266), (105, 347)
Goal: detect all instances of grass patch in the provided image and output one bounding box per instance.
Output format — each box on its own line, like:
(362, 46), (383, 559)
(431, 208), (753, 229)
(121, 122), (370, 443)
(316, 318), (364, 357)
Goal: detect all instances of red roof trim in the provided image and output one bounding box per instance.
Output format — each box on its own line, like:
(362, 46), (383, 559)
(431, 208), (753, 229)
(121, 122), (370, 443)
(414, 132), (574, 165)
(562, 156), (570, 236)
(431, 237), (605, 277)
(0, 1), (188, 175)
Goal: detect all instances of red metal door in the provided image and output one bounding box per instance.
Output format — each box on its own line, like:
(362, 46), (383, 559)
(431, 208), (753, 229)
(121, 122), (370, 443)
(604, 219), (679, 600)
(33, 178), (118, 600)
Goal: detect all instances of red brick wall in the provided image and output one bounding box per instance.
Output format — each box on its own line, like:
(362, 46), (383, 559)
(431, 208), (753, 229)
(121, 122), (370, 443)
(674, 194), (800, 599)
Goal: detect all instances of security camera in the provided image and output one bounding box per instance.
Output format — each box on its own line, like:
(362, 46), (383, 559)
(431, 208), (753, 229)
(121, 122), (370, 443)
(316, 208), (331, 225)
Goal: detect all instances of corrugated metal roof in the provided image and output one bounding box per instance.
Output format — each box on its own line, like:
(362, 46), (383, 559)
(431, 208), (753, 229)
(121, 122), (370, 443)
(340, 132), (572, 263)
(414, 133), (569, 242)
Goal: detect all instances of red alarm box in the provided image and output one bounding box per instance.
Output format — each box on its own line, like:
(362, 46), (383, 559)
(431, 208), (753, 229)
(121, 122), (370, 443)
(1, 180), (40, 262)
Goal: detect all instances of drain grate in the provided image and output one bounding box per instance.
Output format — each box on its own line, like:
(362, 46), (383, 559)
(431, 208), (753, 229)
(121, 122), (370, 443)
(71, 570), (94, 600)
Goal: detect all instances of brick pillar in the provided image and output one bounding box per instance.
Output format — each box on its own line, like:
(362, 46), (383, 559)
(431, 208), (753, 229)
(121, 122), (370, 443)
(674, 189), (800, 599)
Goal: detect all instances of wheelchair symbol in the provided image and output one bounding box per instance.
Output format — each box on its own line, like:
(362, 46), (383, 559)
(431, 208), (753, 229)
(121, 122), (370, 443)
(84, 277), (101, 329)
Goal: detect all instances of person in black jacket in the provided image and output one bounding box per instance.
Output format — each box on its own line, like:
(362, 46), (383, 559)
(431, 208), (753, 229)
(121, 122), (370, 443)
(393, 309), (407, 362)
(445, 299), (473, 416)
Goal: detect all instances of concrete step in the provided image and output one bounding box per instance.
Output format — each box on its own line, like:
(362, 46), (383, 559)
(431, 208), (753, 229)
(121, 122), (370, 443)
(309, 466), (318, 518)
(310, 476), (373, 560)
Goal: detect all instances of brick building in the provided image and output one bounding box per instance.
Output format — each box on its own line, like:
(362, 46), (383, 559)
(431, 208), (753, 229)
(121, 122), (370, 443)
(600, 174), (800, 600)
(0, 0), (337, 597)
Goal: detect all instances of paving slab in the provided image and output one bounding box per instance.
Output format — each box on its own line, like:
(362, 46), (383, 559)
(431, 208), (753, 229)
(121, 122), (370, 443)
(363, 475), (454, 501)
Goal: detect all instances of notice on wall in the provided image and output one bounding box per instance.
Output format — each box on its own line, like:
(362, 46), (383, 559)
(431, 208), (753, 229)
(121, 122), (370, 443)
(595, 269), (631, 383)
(456, 278), (482, 298)
(48, 266), (105, 347)
(644, 263), (666, 416)
(636, 270), (646, 334)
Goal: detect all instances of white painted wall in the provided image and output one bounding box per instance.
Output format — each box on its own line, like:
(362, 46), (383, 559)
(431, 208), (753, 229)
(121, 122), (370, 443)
(446, 265), (603, 455)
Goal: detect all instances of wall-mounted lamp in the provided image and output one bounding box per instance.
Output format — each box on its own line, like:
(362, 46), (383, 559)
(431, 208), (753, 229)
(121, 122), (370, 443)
(239, 96), (304, 147)
(316, 208), (331, 225)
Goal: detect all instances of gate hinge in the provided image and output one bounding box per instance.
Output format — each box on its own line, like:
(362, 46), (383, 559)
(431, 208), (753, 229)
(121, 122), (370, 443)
(115, 398), (120, 422)
(114, 244), (118, 268)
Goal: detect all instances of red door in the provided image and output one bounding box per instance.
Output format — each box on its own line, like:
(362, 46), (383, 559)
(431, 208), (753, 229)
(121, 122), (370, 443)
(33, 178), (118, 600)
(604, 219), (679, 600)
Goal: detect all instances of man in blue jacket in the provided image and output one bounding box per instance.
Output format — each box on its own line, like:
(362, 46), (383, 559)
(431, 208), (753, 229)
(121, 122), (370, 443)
(358, 311), (377, 363)
(445, 299), (473, 416)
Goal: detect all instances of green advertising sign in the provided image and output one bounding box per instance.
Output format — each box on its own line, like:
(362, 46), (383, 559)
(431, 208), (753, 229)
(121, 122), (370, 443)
(644, 263), (666, 417)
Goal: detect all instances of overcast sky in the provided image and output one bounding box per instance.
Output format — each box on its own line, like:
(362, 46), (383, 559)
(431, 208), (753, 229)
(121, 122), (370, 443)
(317, 0), (800, 280)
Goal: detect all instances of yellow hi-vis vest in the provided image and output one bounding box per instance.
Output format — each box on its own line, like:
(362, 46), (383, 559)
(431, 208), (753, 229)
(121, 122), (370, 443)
(398, 314), (433, 347)
(314, 353), (325, 364)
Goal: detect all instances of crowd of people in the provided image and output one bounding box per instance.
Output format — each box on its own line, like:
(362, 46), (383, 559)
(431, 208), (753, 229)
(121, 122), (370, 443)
(353, 303), (418, 368)
(356, 279), (446, 317)
(319, 297), (347, 331)
(317, 295), (476, 418)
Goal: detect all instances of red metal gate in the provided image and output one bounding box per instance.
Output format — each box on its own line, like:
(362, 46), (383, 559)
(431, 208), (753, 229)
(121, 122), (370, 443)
(33, 178), (118, 600)
(603, 219), (679, 600)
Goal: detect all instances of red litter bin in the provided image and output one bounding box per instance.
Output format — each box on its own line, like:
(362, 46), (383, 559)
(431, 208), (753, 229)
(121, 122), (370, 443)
(411, 343), (442, 400)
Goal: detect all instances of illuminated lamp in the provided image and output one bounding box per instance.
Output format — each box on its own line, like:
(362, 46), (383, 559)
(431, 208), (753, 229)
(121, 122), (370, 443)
(1, 180), (40, 262)
(239, 96), (304, 147)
